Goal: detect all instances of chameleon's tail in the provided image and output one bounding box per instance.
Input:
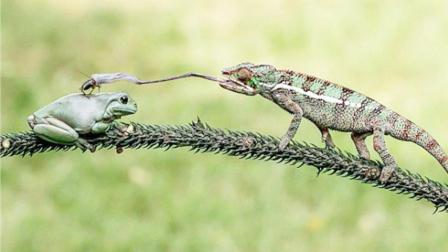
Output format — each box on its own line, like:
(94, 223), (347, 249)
(388, 114), (448, 174)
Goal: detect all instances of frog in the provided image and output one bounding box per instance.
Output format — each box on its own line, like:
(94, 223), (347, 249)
(27, 92), (137, 151)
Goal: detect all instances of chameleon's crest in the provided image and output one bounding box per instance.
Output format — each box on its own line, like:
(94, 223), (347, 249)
(221, 62), (255, 74)
(221, 63), (276, 75)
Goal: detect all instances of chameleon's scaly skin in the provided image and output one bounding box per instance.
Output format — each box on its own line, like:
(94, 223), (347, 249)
(220, 63), (448, 181)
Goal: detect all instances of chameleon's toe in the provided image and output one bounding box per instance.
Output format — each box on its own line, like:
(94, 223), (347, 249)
(324, 142), (336, 149)
(321, 137), (335, 149)
(278, 138), (290, 150)
(379, 165), (396, 183)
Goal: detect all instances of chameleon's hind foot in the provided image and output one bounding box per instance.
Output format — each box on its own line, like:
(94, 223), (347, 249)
(379, 165), (396, 183)
(365, 167), (381, 180)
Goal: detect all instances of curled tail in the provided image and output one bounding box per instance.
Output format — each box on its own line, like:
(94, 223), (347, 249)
(388, 114), (448, 174)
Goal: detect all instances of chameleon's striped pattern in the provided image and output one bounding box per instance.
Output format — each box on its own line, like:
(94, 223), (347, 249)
(220, 63), (448, 181)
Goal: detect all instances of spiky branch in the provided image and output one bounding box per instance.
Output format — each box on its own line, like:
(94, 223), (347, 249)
(1, 120), (447, 212)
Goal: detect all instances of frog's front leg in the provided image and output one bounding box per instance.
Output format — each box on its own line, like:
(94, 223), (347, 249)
(91, 121), (112, 134)
(27, 115), (94, 152)
(94, 120), (130, 136)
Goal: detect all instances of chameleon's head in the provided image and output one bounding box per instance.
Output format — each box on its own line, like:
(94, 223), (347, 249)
(102, 92), (138, 118)
(221, 63), (278, 90)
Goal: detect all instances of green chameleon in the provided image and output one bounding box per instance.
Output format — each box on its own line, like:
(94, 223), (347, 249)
(218, 63), (448, 182)
(27, 92), (137, 151)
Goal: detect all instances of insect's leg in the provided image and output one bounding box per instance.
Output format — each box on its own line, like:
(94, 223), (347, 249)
(373, 126), (397, 182)
(351, 132), (372, 159)
(273, 93), (304, 150)
(86, 86), (94, 95)
(219, 82), (258, 96)
(319, 128), (335, 148)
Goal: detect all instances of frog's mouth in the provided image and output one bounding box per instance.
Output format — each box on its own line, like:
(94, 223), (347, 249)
(114, 106), (137, 115)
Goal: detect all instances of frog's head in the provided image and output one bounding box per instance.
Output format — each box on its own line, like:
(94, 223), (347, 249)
(221, 63), (278, 91)
(103, 92), (138, 118)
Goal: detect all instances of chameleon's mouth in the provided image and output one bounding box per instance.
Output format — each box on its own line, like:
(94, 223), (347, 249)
(220, 72), (246, 87)
(225, 78), (246, 87)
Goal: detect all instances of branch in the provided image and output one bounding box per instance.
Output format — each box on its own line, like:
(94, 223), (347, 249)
(1, 119), (447, 212)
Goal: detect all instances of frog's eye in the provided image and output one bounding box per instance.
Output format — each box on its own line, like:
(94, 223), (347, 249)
(120, 95), (128, 104)
(237, 68), (251, 82)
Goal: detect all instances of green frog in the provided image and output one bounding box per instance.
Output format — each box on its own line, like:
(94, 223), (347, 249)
(27, 92), (137, 151)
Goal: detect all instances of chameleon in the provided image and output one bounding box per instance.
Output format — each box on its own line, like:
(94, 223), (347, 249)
(27, 92), (137, 151)
(217, 63), (448, 182)
(76, 66), (447, 182)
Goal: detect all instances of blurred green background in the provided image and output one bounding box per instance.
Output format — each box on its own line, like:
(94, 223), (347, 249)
(2, 0), (448, 251)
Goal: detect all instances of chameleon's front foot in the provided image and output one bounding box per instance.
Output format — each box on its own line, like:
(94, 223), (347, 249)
(379, 165), (396, 183)
(324, 141), (336, 149)
(278, 136), (291, 150)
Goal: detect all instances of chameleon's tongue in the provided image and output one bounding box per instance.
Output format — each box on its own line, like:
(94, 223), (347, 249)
(81, 72), (241, 93)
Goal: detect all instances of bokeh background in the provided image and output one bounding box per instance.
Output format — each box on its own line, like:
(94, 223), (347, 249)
(2, 0), (448, 251)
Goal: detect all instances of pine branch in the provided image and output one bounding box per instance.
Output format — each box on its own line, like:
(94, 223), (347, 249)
(1, 119), (447, 212)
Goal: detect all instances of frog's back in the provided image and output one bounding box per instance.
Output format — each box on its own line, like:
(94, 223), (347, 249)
(33, 93), (107, 131)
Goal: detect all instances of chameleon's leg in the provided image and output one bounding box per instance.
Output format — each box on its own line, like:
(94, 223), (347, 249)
(319, 128), (335, 148)
(372, 126), (397, 182)
(351, 132), (372, 159)
(219, 82), (258, 96)
(273, 93), (304, 150)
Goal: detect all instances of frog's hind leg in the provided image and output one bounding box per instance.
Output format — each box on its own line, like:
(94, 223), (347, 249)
(30, 115), (94, 152)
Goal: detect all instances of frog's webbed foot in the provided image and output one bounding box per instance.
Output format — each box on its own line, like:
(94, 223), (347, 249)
(76, 138), (96, 153)
(103, 121), (128, 138)
(105, 122), (134, 154)
(112, 121), (128, 132)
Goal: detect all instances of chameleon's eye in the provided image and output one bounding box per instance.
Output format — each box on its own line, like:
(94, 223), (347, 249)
(237, 68), (251, 81)
(120, 95), (128, 104)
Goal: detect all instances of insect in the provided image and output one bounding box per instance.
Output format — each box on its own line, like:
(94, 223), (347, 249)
(217, 63), (448, 182)
(28, 92), (137, 152)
